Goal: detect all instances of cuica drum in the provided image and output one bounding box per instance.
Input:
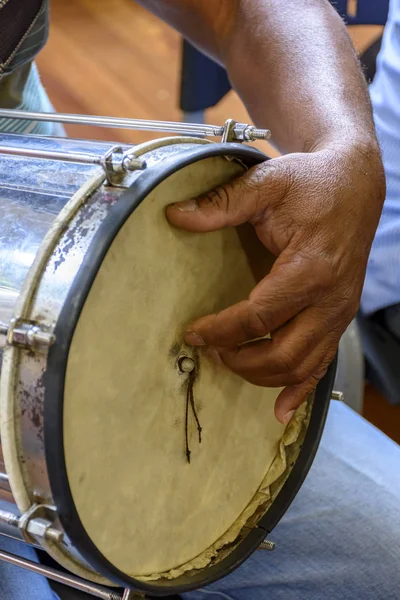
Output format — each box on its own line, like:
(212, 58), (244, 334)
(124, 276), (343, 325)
(0, 115), (336, 596)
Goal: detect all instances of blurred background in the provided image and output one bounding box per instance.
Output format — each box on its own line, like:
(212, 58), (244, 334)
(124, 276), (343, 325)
(36, 0), (399, 443)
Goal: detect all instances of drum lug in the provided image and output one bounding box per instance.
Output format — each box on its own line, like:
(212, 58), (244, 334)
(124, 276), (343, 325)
(0, 504), (64, 544)
(101, 146), (147, 187)
(5, 319), (55, 352)
(221, 119), (271, 144)
(221, 119), (238, 143)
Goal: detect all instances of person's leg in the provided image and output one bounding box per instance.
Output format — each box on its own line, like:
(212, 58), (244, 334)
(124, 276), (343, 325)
(184, 401), (400, 600)
(0, 536), (57, 600)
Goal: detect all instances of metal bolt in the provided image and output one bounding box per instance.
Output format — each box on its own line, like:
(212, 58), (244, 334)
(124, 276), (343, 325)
(122, 155), (147, 171)
(178, 357), (195, 374)
(259, 539), (276, 551)
(26, 327), (55, 348)
(23, 517), (64, 544)
(331, 390), (344, 402)
(44, 527), (64, 544)
(0, 510), (63, 544)
(244, 126), (271, 141)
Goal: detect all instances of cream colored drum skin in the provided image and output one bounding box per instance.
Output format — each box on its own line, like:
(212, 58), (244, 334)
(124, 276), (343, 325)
(0, 131), (335, 595)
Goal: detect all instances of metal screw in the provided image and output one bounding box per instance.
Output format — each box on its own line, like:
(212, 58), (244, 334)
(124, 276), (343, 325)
(331, 390), (344, 402)
(259, 539), (276, 551)
(25, 327), (55, 348)
(44, 526), (64, 544)
(244, 126), (271, 141)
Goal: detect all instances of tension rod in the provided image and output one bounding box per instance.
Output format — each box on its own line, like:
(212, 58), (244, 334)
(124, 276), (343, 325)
(0, 109), (271, 142)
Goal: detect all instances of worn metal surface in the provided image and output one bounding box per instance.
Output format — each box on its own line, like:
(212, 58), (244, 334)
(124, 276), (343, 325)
(0, 133), (119, 513)
(0, 132), (212, 584)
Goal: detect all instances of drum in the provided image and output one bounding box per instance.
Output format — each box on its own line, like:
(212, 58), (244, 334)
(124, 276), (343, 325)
(0, 122), (336, 596)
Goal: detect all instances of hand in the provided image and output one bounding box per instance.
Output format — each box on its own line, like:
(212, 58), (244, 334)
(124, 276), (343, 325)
(166, 143), (385, 423)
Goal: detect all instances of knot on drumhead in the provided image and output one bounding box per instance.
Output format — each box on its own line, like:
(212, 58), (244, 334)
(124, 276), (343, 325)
(177, 354), (202, 464)
(178, 356), (195, 373)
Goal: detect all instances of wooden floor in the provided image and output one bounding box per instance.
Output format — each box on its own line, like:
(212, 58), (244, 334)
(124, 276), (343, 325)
(37, 0), (400, 443)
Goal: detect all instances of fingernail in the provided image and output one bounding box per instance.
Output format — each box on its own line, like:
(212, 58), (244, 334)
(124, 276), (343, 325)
(185, 331), (206, 346)
(283, 410), (295, 425)
(206, 348), (223, 365)
(173, 199), (198, 212)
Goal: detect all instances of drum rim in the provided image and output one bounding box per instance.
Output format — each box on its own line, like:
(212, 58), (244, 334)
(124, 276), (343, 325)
(44, 142), (335, 595)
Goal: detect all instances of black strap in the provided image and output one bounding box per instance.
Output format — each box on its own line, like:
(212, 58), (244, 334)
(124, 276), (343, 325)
(0, 0), (48, 76)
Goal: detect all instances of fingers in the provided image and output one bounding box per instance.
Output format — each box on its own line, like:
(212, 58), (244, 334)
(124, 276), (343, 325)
(185, 251), (331, 348)
(216, 320), (339, 385)
(213, 306), (328, 380)
(207, 324), (339, 424)
(274, 372), (327, 425)
(166, 160), (284, 233)
(273, 340), (335, 424)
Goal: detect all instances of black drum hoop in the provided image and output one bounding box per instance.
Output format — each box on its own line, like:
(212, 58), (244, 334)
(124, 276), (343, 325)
(44, 142), (335, 595)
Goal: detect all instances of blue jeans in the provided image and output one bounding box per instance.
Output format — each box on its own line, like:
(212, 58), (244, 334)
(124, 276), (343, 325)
(1, 401), (399, 600)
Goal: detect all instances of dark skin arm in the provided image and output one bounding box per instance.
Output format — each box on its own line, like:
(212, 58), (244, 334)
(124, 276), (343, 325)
(139, 0), (385, 423)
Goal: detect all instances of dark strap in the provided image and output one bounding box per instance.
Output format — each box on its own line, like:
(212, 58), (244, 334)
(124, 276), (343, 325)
(0, 0), (48, 76)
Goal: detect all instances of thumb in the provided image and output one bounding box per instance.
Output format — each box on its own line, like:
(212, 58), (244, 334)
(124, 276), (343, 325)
(166, 160), (282, 233)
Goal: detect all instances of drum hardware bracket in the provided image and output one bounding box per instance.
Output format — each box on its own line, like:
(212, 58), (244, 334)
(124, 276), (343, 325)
(0, 548), (132, 600)
(331, 390), (344, 402)
(101, 146), (147, 186)
(2, 319), (55, 352)
(222, 119), (269, 143)
(0, 504), (63, 544)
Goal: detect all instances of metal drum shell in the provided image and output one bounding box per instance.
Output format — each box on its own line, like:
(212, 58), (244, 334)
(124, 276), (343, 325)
(0, 135), (216, 584)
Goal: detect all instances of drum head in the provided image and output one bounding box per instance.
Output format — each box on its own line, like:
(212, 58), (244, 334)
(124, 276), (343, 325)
(45, 143), (334, 593)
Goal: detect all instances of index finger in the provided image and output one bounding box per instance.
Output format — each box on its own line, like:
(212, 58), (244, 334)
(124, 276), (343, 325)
(185, 255), (329, 348)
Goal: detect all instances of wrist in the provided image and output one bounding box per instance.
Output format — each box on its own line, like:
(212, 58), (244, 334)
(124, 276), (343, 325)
(309, 135), (386, 230)
(315, 134), (384, 194)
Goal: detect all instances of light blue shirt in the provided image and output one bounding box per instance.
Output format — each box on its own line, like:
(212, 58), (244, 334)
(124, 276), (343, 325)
(361, 0), (400, 314)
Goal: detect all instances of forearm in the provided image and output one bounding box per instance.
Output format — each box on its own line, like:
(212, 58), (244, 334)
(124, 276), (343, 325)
(140, 0), (379, 154)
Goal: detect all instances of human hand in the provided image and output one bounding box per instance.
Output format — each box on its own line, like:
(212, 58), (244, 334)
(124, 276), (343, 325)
(166, 143), (385, 424)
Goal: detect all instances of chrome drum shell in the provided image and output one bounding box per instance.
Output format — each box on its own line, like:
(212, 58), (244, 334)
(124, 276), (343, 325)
(0, 132), (214, 584)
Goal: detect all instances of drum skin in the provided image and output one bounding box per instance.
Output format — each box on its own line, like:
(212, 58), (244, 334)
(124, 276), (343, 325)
(64, 157), (293, 580)
(0, 133), (336, 595)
